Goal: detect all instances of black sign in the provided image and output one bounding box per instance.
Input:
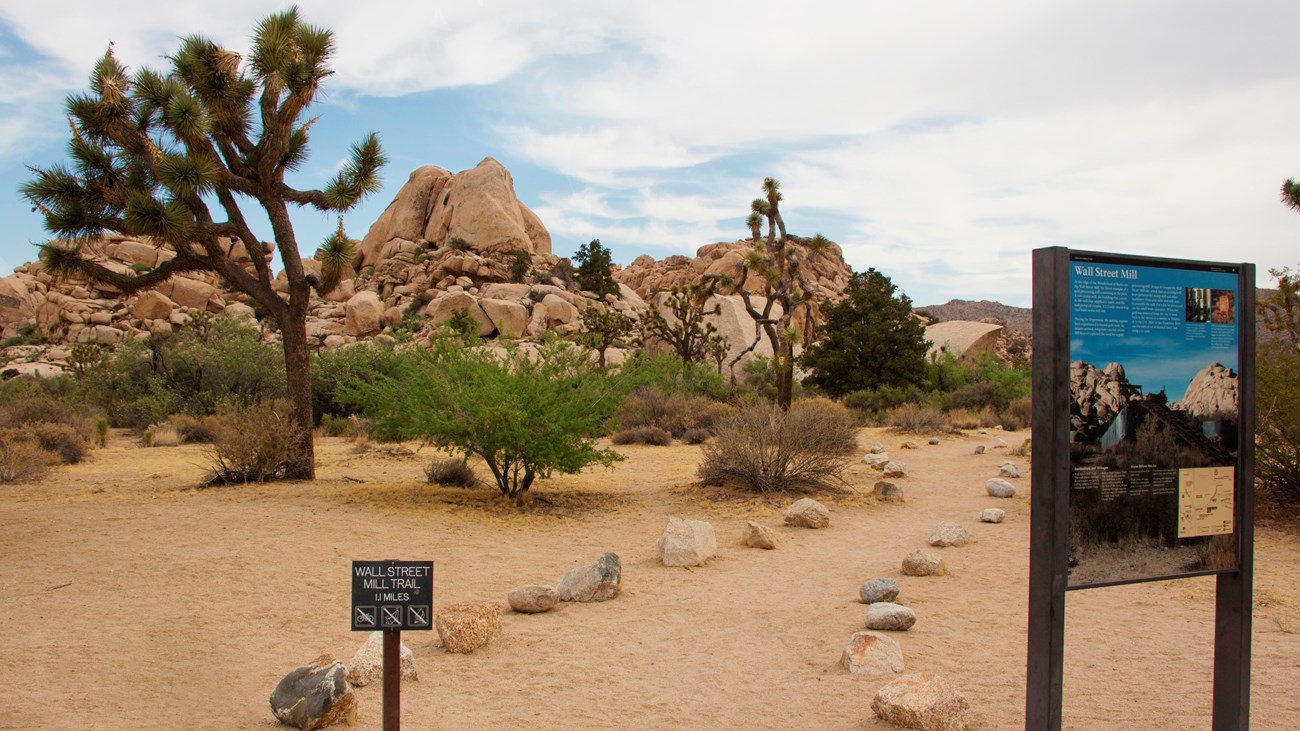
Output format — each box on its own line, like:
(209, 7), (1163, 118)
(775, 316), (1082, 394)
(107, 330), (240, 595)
(351, 560), (433, 631)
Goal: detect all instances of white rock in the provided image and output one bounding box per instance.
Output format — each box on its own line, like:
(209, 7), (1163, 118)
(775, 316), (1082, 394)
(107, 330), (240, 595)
(346, 631), (418, 687)
(999, 462), (1022, 478)
(508, 585), (560, 613)
(743, 520), (776, 549)
(557, 552), (621, 602)
(656, 517), (718, 567)
(872, 672), (974, 731)
(980, 508), (1006, 523)
(928, 522), (970, 547)
(882, 461), (908, 478)
(987, 478), (1016, 498)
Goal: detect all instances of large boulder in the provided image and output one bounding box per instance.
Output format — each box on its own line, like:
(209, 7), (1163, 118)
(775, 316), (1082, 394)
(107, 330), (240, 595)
(132, 290), (174, 321)
(478, 298), (530, 339)
(871, 672), (974, 731)
(925, 320), (1004, 360)
(345, 631), (418, 687)
(164, 277), (218, 310)
(557, 552), (621, 602)
(435, 601), (503, 654)
(656, 517), (718, 567)
(841, 631), (905, 677)
(268, 654), (357, 730)
(424, 157), (551, 256)
(344, 291), (384, 337)
(357, 166), (453, 267)
(424, 291), (494, 336)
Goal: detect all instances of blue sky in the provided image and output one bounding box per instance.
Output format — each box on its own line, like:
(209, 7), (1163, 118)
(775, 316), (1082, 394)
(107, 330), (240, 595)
(2, 1), (1299, 307)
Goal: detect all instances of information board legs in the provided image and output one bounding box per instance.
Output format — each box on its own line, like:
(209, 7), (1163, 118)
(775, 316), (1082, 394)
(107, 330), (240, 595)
(384, 629), (401, 731)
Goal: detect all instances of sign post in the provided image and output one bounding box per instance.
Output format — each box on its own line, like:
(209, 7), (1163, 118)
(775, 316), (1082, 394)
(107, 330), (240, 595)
(352, 560), (434, 731)
(1026, 248), (1254, 729)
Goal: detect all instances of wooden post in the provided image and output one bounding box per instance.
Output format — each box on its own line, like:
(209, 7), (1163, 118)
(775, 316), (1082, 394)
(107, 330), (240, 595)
(1211, 264), (1255, 730)
(1026, 246), (1070, 730)
(384, 629), (401, 731)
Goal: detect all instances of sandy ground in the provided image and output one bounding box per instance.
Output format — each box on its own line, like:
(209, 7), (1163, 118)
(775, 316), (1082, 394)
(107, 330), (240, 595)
(1, 428), (1298, 730)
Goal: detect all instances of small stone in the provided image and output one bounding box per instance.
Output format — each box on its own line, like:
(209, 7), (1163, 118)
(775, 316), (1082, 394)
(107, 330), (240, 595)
(978, 429), (988, 435)
(863, 453), (891, 469)
(859, 577), (901, 604)
(900, 440), (919, 450)
(435, 601), (503, 654)
(841, 630), (905, 676)
(557, 552), (621, 602)
(928, 438), (940, 445)
(902, 549), (947, 577)
(987, 478), (1016, 498)
(928, 522), (970, 547)
(974, 445), (986, 455)
(872, 672), (974, 731)
(869, 442), (887, 454)
(783, 497), (830, 529)
(873, 481), (904, 503)
(657, 517), (718, 566)
(866, 602), (917, 631)
(980, 508), (1006, 523)
(269, 654), (357, 730)
(508, 585), (560, 613)
(993, 437), (1009, 449)
(999, 462), (1021, 478)
(882, 461), (907, 478)
(743, 520), (777, 549)
(346, 632), (418, 687)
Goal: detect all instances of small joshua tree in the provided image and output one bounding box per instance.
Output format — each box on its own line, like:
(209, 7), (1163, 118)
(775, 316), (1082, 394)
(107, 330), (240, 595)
(641, 282), (721, 368)
(578, 306), (634, 371)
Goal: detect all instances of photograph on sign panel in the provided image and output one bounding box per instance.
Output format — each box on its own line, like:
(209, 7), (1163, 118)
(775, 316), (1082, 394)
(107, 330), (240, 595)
(1067, 257), (1239, 587)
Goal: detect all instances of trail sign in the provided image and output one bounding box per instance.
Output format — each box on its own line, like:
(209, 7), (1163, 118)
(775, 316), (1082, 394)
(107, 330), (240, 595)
(351, 560), (433, 632)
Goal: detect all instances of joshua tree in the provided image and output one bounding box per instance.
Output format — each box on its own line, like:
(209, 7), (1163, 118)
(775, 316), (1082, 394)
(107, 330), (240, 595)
(641, 282), (721, 367)
(577, 306), (634, 371)
(1284, 179), (1300, 212)
(20, 8), (385, 478)
(708, 177), (828, 410)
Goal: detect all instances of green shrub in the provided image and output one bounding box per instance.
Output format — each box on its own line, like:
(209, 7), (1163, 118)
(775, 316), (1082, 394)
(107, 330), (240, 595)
(344, 338), (623, 503)
(888, 404), (948, 433)
(204, 400), (311, 484)
(612, 426), (673, 446)
(1257, 338), (1300, 505)
(509, 249), (532, 283)
(425, 457), (478, 488)
(573, 239), (620, 297)
(698, 397), (858, 493)
(613, 351), (729, 400)
(447, 236), (470, 251)
(311, 343), (405, 423)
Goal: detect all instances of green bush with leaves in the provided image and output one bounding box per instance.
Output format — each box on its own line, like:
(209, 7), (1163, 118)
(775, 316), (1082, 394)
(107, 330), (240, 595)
(573, 239), (620, 297)
(1258, 267), (1300, 506)
(344, 338), (623, 503)
(612, 351), (729, 401)
(311, 342), (405, 423)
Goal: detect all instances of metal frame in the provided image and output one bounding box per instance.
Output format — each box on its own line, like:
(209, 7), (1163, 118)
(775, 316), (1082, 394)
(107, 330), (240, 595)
(1025, 248), (1254, 730)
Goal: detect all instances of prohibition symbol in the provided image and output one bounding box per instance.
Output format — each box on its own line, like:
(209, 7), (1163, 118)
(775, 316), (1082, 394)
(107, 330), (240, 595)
(355, 606), (376, 628)
(380, 605), (402, 628)
(407, 605), (430, 627)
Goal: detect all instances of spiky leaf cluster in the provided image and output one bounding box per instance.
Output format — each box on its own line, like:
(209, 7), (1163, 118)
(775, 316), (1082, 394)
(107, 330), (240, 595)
(21, 6), (385, 294)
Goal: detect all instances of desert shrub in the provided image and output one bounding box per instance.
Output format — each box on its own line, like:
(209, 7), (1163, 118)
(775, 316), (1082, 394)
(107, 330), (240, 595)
(613, 351), (729, 401)
(447, 236), (470, 251)
(612, 426), (673, 446)
(946, 409), (981, 430)
(696, 402), (738, 434)
(1256, 338), (1300, 505)
(29, 423), (87, 464)
(317, 413), (351, 438)
(698, 397), (857, 493)
(343, 338), (623, 502)
(976, 406), (1000, 428)
(311, 343), (405, 423)
(94, 416), (109, 447)
(1003, 396), (1033, 429)
(143, 422), (181, 447)
(425, 457), (478, 488)
(681, 427), (711, 445)
(204, 400), (310, 484)
(167, 414), (211, 443)
(616, 387), (713, 437)
(509, 249), (532, 283)
(0, 429), (50, 483)
(888, 404), (948, 433)
(0, 393), (78, 430)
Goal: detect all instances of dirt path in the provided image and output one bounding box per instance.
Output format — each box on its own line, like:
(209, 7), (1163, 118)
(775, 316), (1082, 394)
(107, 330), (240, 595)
(1, 430), (1297, 729)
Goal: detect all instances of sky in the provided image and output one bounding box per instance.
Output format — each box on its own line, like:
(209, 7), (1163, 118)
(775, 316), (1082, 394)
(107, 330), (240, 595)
(1, 1), (1298, 308)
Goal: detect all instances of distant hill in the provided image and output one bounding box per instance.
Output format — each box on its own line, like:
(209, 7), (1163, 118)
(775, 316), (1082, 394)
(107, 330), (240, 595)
(916, 299), (1032, 335)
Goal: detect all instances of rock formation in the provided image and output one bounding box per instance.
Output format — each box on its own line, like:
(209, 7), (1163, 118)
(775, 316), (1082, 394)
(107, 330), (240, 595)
(1070, 360), (1142, 441)
(1173, 363), (1238, 420)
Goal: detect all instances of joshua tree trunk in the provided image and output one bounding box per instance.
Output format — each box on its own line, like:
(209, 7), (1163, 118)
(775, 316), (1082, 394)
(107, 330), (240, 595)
(278, 309), (316, 480)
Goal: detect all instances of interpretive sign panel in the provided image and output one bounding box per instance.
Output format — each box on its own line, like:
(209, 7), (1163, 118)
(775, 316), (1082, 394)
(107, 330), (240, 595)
(351, 560), (433, 631)
(1066, 252), (1242, 588)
